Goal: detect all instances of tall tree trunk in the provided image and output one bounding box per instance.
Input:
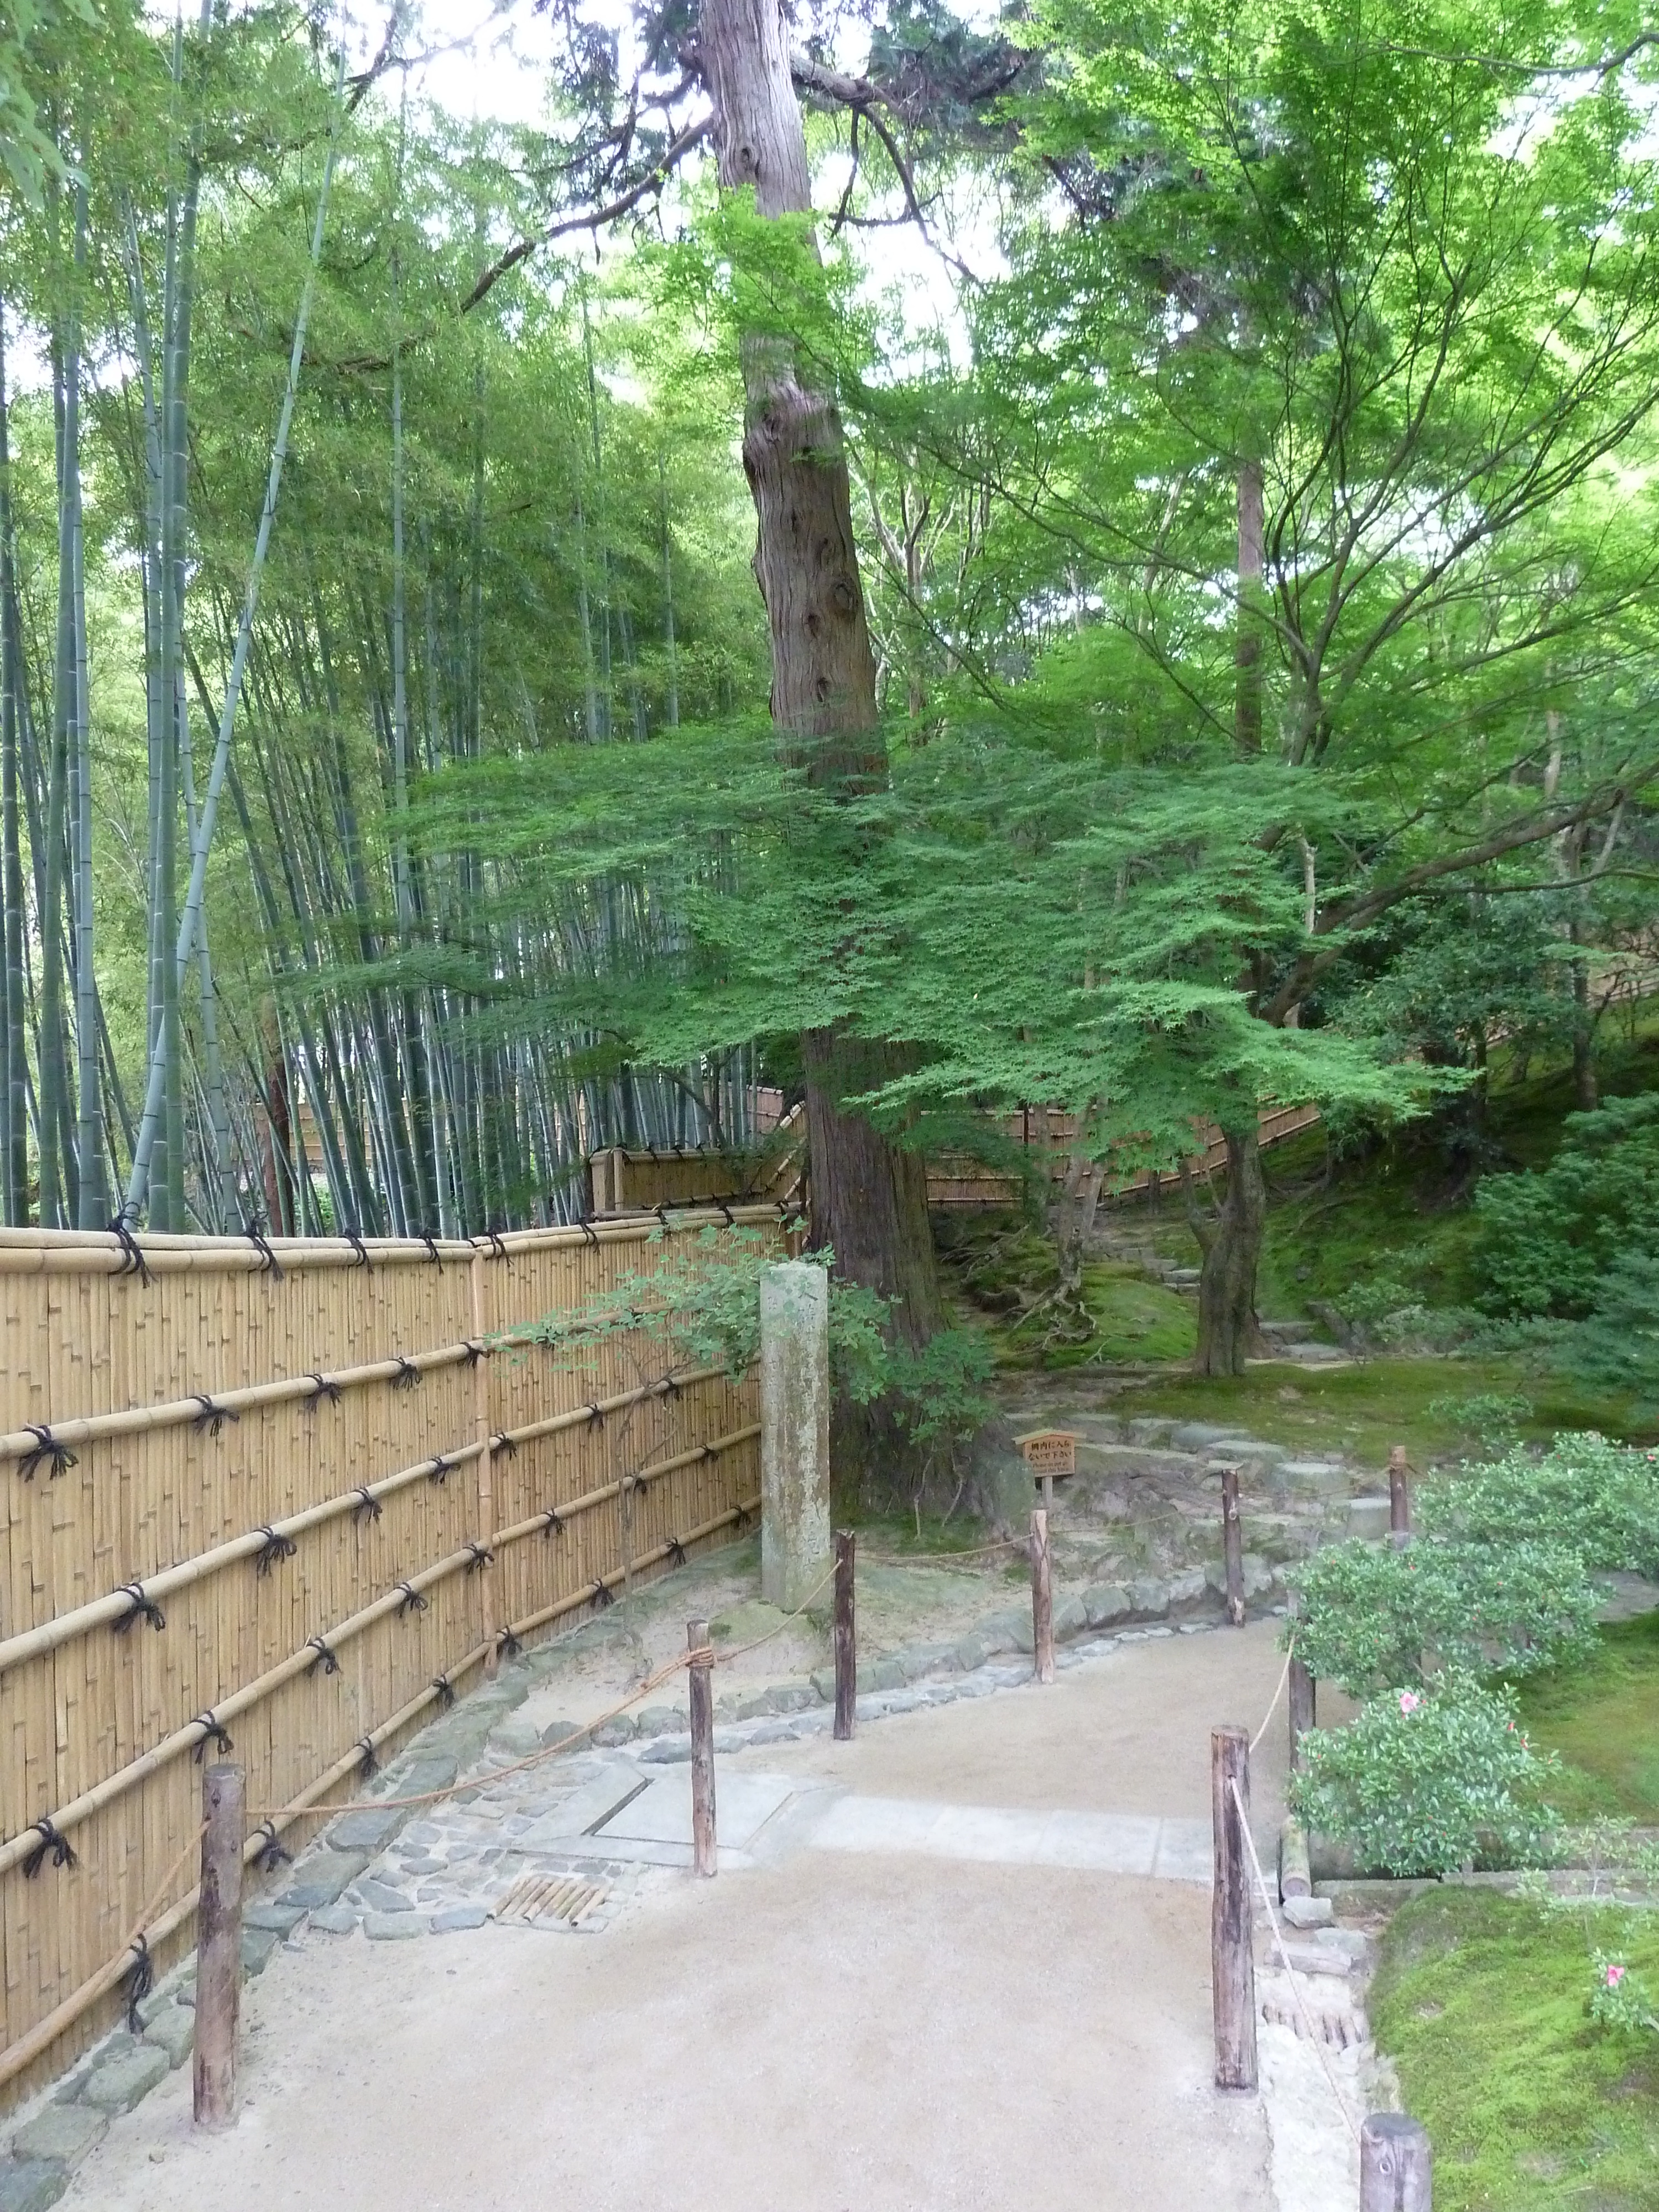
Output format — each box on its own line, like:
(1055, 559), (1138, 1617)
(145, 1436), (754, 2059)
(1186, 1122), (1267, 1377)
(697, 0), (942, 1371)
(659, 448), (680, 727)
(1234, 458), (1264, 756)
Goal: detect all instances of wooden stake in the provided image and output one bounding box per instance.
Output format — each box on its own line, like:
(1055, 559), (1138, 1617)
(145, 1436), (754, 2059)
(192, 1761), (245, 2128)
(1220, 1462), (1245, 1626)
(833, 1530), (856, 1741)
(688, 1618), (716, 1877)
(1360, 2112), (1432, 2210)
(1389, 1444), (1411, 1549)
(1288, 1656), (1316, 1770)
(1210, 1725), (1257, 2092)
(1041, 1470), (1054, 1516)
(1031, 1507), (1055, 1684)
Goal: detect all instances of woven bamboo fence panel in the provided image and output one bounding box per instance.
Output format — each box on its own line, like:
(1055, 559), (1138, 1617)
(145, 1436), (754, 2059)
(0, 1207), (780, 2104)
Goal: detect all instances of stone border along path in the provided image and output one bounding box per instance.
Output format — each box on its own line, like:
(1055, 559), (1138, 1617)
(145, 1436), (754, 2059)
(0, 1409), (1395, 2210)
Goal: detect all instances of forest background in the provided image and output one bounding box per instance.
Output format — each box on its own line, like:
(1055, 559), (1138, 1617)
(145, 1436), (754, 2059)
(2, 0), (1657, 1430)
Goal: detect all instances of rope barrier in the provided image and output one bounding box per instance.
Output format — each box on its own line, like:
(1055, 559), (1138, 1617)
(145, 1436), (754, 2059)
(1250, 1636), (1296, 1755)
(1228, 1776), (1361, 2147)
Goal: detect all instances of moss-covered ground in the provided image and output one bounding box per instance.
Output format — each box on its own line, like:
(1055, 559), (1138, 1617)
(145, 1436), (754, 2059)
(1509, 1609), (1659, 1825)
(1371, 1886), (1659, 2211)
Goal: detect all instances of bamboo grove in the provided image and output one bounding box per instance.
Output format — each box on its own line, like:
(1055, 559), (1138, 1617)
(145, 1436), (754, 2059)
(0, 2), (770, 1237)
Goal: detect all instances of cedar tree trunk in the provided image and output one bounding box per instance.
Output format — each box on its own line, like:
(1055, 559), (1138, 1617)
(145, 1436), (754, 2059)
(698, 0), (942, 1352)
(1186, 1122), (1267, 1377)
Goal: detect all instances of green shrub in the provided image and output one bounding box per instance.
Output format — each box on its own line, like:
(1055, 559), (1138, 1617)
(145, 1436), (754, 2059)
(1286, 1535), (1601, 1696)
(1423, 1390), (1532, 1443)
(1473, 1092), (1659, 1321)
(1416, 1431), (1659, 1576)
(1289, 1678), (1560, 1876)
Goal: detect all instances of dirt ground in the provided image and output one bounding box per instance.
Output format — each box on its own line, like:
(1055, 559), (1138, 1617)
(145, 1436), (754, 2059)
(57, 1626), (1296, 2212)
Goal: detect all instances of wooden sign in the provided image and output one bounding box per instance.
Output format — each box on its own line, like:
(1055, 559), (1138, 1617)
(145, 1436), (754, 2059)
(1014, 1428), (1081, 1477)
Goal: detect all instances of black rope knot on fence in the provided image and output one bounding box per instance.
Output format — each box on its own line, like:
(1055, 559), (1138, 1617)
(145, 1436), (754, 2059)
(462, 1340), (484, 1367)
(496, 1627), (523, 1658)
(107, 1214), (153, 1285)
(352, 1485), (382, 1525)
(580, 1220), (600, 1246)
(431, 1674), (456, 1710)
(465, 1542), (494, 1572)
(305, 1372), (343, 1408)
(114, 1583), (165, 1634)
(346, 1231), (372, 1272)
(667, 1536), (687, 1567)
(586, 1401), (605, 1428)
(427, 1454), (453, 1485)
(420, 1230), (443, 1267)
(591, 1578), (615, 1609)
(19, 1423), (78, 1480)
(355, 1736), (379, 1778)
(661, 1374), (682, 1399)
(242, 1223), (284, 1279)
(22, 1818), (77, 1877)
(307, 1635), (340, 1676)
(192, 1394), (241, 1439)
(733, 1504), (752, 1533)
(485, 1229), (508, 1260)
(392, 1356), (421, 1391)
(123, 1935), (154, 2034)
(192, 1714), (234, 1761)
(254, 1525), (298, 1576)
(717, 1201), (735, 1225)
(541, 1507), (564, 1540)
(253, 1821), (291, 1872)
(396, 1581), (429, 1618)
(492, 1431), (517, 1457)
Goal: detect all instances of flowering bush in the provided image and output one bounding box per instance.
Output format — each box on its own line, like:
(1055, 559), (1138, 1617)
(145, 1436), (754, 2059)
(1416, 1432), (1659, 1577)
(1288, 1677), (1560, 1876)
(1589, 1952), (1658, 2034)
(1285, 1535), (1599, 1696)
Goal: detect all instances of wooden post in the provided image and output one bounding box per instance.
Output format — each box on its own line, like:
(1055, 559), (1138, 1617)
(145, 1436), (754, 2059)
(688, 1619), (717, 1877)
(1288, 1656), (1316, 1769)
(1031, 1507), (1055, 1684)
(1389, 1444), (1411, 1549)
(1220, 1461), (1245, 1626)
(1041, 1469), (1055, 1516)
(1211, 1725), (1257, 2092)
(471, 1248), (498, 1675)
(833, 1529), (856, 1741)
(192, 1761), (246, 2128)
(1360, 2112), (1432, 2210)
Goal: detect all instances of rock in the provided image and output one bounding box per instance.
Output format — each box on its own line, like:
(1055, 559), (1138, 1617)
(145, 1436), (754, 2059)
(1203, 1553), (1275, 1601)
(243, 1900), (307, 1935)
(633, 1705), (681, 1736)
(810, 1668), (837, 1702)
(899, 1644), (956, 1682)
(82, 2040), (170, 2114)
(392, 1756), (458, 1797)
(1166, 1568), (1211, 1610)
(354, 1877), (415, 1914)
(431, 1905), (490, 1933)
(0, 2161), (67, 2212)
(280, 1850), (368, 1910)
(1317, 1928), (1370, 1964)
(325, 1806), (407, 1853)
(591, 1716), (637, 1747)
(862, 1657), (906, 1693)
(364, 1912), (429, 1940)
(1128, 1575), (1170, 1620)
(1348, 1495), (1392, 1542)
(746, 1721), (802, 1745)
(711, 1728), (747, 1754)
(1053, 1595), (1087, 1640)
(1171, 1422), (1232, 1453)
(771, 1682), (821, 1713)
(735, 1693), (774, 1721)
(539, 1720), (583, 1748)
(952, 1633), (989, 1671)
(9, 2104), (107, 2169)
(963, 1416), (1036, 1537)
(1281, 1943), (1352, 1979)
(1125, 1418), (1175, 1446)
(1207, 1437), (1286, 1466)
(639, 1738), (691, 1764)
(239, 1928), (281, 1975)
(1277, 1461), (1350, 1497)
(1082, 1583), (1132, 1628)
(1281, 1895), (1333, 1929)
(307, 1905), (359, 1934)
(487, 1719), (541, 1759)
(142, 2006), (196, 2069)
(981, 1609), (1036, 1655)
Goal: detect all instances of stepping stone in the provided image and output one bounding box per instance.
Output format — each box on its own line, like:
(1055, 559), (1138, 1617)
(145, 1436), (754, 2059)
(243, 1901), (307, 1934)
(1348, 1496), (1392, 1541)
(0, 2161), (67, 2212)
(240, 1928), (281, 1975)
(280, 1849), (368, 1909)
(81, 2041), (169, 2113)
(142, 2005), (196, 2068)
(364, 1913), (429, 1940)
(307, 1905), (359, 1934)
(431, 1906), (489, 1933)
(9, 2104), (107, 2169)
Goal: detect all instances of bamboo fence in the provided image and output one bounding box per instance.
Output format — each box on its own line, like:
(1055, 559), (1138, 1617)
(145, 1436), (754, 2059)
(0, 1206), (781, 2104)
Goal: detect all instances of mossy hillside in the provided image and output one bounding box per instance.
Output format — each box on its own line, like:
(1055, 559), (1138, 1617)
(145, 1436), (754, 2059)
(1370, 1886), (1659, 2212)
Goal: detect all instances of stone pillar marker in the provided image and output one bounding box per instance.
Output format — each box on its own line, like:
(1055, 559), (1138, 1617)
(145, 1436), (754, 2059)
(759, 1261), (831, 1610)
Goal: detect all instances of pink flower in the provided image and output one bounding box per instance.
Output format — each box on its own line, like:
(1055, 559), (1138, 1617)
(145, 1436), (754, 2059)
(1399, 1692), (1422, 1714)
(1606, 1964), (1627, 1987)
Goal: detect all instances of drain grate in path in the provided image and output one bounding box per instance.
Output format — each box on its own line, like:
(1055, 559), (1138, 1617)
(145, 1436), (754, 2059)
(492, 1872), (607, 1929)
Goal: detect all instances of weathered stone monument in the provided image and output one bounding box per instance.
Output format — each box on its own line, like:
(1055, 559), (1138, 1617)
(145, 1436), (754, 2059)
(759, 1261), (831, 1610)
